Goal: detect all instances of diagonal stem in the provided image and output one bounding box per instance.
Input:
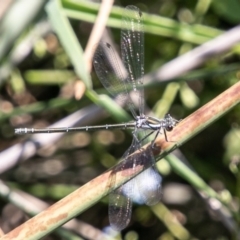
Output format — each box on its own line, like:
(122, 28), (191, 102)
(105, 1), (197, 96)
(2, 81), (240, 240)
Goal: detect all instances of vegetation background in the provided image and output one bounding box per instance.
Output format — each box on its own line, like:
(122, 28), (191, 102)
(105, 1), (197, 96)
(0, 0), (240, 239)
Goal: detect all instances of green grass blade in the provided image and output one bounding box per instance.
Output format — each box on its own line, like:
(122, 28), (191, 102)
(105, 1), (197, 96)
(46, 0), (92, 88)
(62, 0), (223, 44)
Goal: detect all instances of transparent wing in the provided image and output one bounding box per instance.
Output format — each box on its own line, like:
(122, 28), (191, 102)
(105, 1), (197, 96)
(130, 166), (162, 206)
(108, 183), (132, 231)
(93, 42), (137, 117)
(121, 5), (144, 116)
(129, 129), (162, 206)
(109, 168), (161, 231)
(109, 130), (162, 231)
(108, 138), (139, 231)
(93, 6), (144, 118)
(96, 5), (156, 231)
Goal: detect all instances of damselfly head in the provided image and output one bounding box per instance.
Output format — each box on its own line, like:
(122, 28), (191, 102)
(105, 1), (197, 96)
(164, 113), (180, 132)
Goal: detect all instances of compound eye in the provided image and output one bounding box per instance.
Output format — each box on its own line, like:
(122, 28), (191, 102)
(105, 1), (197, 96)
(166, 126), (173, 131)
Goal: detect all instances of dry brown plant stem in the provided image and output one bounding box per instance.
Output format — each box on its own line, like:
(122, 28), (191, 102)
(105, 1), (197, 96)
(1, 81), (240, 240)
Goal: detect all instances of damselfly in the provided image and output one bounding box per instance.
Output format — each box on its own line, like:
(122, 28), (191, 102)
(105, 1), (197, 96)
(15, 5), (179, 230)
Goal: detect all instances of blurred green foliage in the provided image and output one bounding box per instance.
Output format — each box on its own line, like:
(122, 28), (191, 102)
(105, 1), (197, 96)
(0, 0), (240, 239)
